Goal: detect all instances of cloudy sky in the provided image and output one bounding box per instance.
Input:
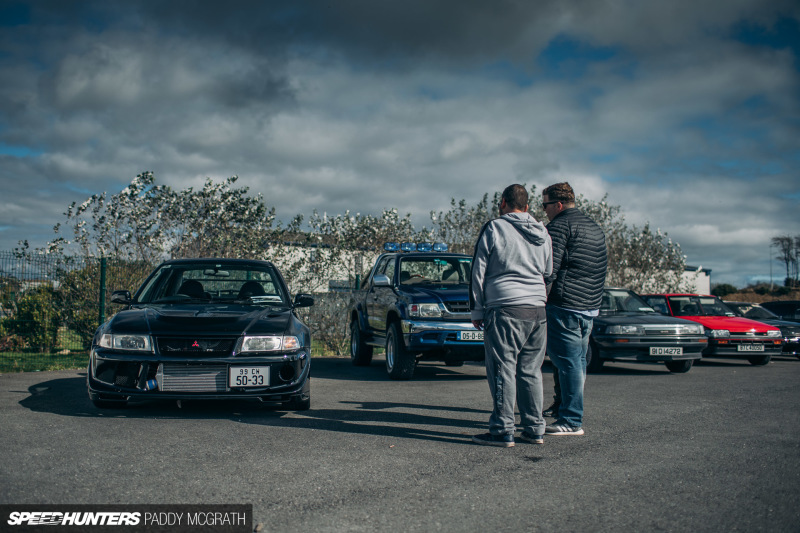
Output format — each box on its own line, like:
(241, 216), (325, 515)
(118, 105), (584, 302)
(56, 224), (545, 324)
(1, 0), (798, 287)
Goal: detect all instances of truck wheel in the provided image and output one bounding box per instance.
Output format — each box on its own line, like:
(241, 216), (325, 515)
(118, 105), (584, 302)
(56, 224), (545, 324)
(386, 322), (415, 380)
(748, 353), (771, 366)
(665, 360), (693, 373)
(586, 342), (604, 373)
(350, 321), (373, 366)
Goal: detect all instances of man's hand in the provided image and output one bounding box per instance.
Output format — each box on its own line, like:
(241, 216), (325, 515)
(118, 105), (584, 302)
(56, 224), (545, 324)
(472, 319), (484, 330)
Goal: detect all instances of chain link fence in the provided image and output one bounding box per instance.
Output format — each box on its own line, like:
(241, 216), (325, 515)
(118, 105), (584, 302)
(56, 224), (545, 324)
(0, 252), (154, 372)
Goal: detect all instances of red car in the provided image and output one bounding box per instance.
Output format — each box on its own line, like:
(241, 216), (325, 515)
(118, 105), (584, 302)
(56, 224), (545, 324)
(641, 294), (782, 366)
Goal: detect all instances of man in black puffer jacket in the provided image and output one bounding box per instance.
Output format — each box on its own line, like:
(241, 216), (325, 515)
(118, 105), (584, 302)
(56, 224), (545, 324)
(541, 182), (607, 436)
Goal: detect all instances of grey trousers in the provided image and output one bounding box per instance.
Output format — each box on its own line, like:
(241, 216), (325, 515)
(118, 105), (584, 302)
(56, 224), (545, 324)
(483, 306), (547, 436)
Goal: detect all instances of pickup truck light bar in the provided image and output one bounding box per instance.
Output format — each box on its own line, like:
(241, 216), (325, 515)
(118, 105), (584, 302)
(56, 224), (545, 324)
(384, 242), (448, 252)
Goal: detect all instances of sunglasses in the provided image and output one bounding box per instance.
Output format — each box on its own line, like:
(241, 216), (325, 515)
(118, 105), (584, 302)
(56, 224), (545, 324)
(541, 200), (560, 209)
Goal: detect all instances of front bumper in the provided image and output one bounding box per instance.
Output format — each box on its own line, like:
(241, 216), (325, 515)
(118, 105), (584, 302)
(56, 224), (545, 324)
(400, 319), (484, 359)
(87, 348), (310, 403)
(781, 337), (800, 356)
(704, 338), (782, 357)
(594, 335), (706, 362)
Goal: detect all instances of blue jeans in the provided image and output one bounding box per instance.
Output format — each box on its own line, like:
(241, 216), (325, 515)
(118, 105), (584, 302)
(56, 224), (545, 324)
(546, 306), (593, 428)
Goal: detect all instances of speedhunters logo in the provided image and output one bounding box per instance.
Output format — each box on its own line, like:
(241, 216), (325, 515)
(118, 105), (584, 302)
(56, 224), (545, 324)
(7, 511), (140, 526)
(1, 505), (251, 532)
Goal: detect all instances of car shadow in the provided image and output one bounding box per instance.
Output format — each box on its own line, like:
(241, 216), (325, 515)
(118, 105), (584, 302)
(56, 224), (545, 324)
(315, 356), (486, 382)
(13, 365), (493, 446)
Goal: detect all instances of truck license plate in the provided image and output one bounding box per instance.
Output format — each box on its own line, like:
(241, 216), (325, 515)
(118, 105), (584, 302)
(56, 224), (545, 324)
(650, 347), (683, 356)
(229, 366), (269, 387)
(458, 331), (484, 341)
(737, 344), (764, 352)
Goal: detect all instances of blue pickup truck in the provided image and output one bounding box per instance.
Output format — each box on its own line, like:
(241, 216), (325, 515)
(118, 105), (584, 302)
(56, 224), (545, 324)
(349, 243), (485, 379)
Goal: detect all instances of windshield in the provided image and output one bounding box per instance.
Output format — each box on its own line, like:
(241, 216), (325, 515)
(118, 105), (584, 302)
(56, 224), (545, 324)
(729, 303), (778, 320)
(668, 296), (736, 317)
(398, 257), (472, 285)
(600, 289), (656, 314)
(136, 262), (289, 305)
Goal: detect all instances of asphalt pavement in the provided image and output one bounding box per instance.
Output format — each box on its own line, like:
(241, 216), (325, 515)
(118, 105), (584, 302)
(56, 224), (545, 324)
(1, 356), (799, 532)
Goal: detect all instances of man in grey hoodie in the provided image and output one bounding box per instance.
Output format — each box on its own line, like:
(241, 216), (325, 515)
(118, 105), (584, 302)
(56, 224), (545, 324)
(469, 184), (553, 447)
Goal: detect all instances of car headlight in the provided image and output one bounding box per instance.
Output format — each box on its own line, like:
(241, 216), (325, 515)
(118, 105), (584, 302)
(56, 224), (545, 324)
(98, 333), (153, 352)
(679, 324), (704, 335)
(605, 325), (643, 335)
(706, 329), (730, 338)
(240, 335), (300, 352)
(766, 329), (781, 338)
(409, 303), (442, 318)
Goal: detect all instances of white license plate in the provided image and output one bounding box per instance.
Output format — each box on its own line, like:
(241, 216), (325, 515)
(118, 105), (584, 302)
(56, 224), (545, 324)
(458, 330), (484, 341)
(229, 366), (270, 387)
(737, 344), (764, 352)
(650, 347), (683, 356)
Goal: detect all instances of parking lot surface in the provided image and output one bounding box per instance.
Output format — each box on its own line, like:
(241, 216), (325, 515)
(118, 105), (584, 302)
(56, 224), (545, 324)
(1, 357), (799, 532)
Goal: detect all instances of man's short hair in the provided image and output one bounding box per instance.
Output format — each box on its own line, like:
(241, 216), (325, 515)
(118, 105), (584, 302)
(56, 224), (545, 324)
(542, 182), (575, 204)
(502, 184), (528, 210)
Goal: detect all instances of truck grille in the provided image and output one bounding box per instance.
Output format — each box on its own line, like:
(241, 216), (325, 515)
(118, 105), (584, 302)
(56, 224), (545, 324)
(444, 301), (470, 313)
(157, 364), (227, 392)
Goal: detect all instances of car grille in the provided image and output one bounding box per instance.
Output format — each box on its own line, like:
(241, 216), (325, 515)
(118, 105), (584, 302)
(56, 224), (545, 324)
(158, 364), (227, 392)
(643, 325), (687, 335)
(156, 337), (236, 356)
(443, 301), (470, 313)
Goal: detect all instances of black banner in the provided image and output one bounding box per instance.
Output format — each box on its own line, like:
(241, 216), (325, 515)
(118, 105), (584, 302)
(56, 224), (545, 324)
(0, 505), (252, 533)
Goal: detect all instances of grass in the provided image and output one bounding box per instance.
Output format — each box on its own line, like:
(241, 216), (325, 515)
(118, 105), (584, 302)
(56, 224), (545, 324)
(0, 351), (89, 374)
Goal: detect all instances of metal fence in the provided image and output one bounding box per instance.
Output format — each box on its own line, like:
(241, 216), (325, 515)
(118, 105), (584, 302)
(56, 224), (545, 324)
(0, 251), (154, 372)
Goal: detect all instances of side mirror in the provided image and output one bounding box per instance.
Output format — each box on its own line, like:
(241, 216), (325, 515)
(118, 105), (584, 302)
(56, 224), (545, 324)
(293, 293), (315, 308)
(372, 274), (391, 287)
(110, 290), (132, 305)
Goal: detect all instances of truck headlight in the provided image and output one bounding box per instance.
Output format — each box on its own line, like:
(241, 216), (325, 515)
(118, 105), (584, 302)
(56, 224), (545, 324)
(605, 325), (643, 335)
(409, 303), (441, 318)
(707, 329), (730, 338)
(98, 334), (153, 352)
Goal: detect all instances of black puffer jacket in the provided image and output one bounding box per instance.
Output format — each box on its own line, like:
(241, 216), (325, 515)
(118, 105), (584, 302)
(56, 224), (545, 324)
(545, 207), (607, 310)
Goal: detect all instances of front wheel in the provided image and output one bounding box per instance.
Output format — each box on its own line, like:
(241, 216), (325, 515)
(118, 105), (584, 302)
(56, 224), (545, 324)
(350, 320), (373, 366)
(386, 322), (416, 380)
(586, 342), (604, 373)
(748, 353), (771, 366)
(665, 359), (693, 373)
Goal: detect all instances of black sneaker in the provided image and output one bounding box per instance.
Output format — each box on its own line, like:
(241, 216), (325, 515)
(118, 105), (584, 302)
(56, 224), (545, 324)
(544, 423), (584, 436)
(471, 432), (515, 447)
(517, 431), (544, 444)
(542, 402), (560, 417)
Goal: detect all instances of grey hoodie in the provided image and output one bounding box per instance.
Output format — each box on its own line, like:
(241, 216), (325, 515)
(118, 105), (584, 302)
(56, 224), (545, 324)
(470, 212), (553, 321)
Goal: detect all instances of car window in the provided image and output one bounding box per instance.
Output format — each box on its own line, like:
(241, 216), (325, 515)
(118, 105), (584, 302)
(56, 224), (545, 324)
(643, 296), (668, 314)
(399, 257), (471, 285)
(138, 263), (288, 304)
(380, 257), (397, 284)
(602, 289), (656, 313)
(744, 306), (777, 319)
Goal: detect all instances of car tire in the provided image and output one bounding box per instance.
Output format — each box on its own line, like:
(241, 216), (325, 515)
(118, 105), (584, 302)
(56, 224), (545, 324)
(748, 353), (771, 366)
(350, 320), (373, 366)
(665, 360), (693, 373)
(386, 322), (415, 380)
(91, 398), (128, 409)
(586, 341), (604, 373)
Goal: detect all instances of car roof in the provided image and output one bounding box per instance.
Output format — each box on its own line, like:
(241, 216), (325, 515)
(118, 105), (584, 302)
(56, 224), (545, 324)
(159, 258), (276, 266)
